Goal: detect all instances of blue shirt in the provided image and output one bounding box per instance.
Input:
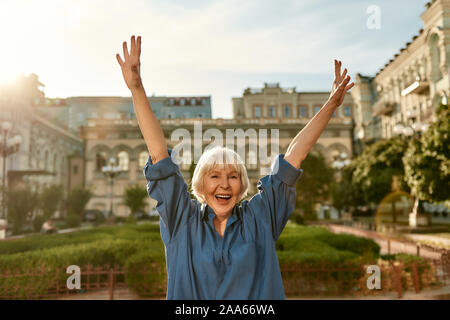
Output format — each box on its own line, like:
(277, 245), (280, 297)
(143, 150), (303, 300)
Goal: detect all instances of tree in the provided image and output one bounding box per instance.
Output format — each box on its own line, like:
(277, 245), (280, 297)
(403, 103), (450, 207)
(123, 184), (148, 214)
(330, 163), (366, 216)
(64, 187), (93, 227)
(6, 185), (40, 234)
(295, 151), (334, 220)
(352, 136), (409, 206)
(38, 184), (64, 219)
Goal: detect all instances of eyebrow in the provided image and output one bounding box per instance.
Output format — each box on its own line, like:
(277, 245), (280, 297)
(209, 170), (238, 175)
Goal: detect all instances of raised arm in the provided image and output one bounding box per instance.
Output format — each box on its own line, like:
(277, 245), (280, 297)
(284, 59), (354, 169)
(116, 35), (169, 164)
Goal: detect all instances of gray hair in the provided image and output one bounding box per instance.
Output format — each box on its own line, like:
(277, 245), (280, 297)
(191, 146), (249, 203)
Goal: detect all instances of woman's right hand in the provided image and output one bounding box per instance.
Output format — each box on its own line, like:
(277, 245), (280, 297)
(116, 35), (143, 90)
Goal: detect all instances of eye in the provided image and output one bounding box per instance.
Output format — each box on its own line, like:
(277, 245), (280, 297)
(230, 175), (238, 179)
(211, 175), (218, 178)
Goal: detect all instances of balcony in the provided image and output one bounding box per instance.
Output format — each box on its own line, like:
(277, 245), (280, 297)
(372, 98), (395, 116)
(401, 80), (429, 96)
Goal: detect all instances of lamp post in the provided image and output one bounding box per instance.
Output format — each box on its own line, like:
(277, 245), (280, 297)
(101, 157), (121, 218)
(331, 151), (351, 174)
(0, 121), (22, 239)
(331, 152), (351, 219)
(392, 120), (430, 227)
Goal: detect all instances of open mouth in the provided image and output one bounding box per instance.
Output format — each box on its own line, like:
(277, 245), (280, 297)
(215, 194), (232, 203)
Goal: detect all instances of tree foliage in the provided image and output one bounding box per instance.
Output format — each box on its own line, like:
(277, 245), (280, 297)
(123, 184), (148, 214)
(39, 184), (65, 219)
(352, 136), (409, 205)
(330, 163), (366, 214)
(65, 187), (93, 217)
(6, 185), (40, 234)
(403, 104), (450, 204)
(295, 152), (334, 218)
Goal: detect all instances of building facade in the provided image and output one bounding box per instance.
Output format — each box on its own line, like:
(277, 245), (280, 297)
(232, 82), (355, 164)
(0, 74), (84, 220)
(352, 0), (450, 150)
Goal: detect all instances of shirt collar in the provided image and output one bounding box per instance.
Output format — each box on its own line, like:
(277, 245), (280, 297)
(202, 203), (240, 226)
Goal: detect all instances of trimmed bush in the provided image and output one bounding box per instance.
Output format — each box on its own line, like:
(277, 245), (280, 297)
(124, 249), (166, 298)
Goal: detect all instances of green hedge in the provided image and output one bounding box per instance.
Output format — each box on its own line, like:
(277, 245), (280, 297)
(276, 224), (380, 265)
(124, 249), (167, 297)
(0, 222), (384, 298)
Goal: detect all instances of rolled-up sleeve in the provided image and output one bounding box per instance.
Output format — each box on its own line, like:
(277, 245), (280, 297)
(245, 154), (303, 241)
(143, 149), (197, 244)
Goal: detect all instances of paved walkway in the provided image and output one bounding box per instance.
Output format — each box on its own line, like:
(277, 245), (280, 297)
(53, 286), (450, 300)
(323, 224), (447, 260)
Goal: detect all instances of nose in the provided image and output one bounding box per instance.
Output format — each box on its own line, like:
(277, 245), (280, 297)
(219, 176), (230, 189)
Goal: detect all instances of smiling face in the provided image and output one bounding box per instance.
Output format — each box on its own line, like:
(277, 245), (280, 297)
(202, 164), (242, 219)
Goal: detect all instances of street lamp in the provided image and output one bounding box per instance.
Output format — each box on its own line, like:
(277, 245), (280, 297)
(101, 157), (121, 218)
(392, 120), (430, 227)
(331, 151), (351, 171)
(0, 121), (22, 220)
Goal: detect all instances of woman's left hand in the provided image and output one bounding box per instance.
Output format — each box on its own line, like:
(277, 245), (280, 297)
(328, 59), (354, 108)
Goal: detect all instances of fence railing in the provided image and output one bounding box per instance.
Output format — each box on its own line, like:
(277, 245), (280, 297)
(0, 256), (448, 300)
(281, 257), (449, 298)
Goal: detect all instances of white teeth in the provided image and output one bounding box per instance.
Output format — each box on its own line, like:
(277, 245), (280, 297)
(216, 195), (231, 199)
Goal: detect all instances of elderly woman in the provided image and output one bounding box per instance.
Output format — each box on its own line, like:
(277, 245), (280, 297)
(116, 35), (354, 300)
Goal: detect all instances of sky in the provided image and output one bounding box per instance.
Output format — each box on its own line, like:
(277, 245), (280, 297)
(0, 0), (428, 118)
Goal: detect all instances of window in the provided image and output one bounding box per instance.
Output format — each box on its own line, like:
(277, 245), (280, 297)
(344, 106), (352, 117)
(332, 110), (337, 118)
(118, 151), (129, 171)
(169, 98), (175, 106)
(139, 151), (149, 168)
(96, 152), (107, 171)
(314, 106), (321, 115)
(254, 106), (261, 118)
(190, 98), (196, 105)
(44, 150), (48, 170)
(201, 98), (207, 105)
(283, 105), (291, 118)
(269, 106), (276, 117)
(299, 106), (307, 117)
(180, 98), (185, 106)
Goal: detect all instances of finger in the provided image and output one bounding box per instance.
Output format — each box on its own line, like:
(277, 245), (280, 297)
(116, 53), (124, 67)
(338, 76), (351, 92)
(123, 41), (129, 59)
(341, 68), (347, 81)
(334, 59), (339, 79)
(336, 60), (342, 79)
(130, 35), (135, 55)
(137, 36), (141, 57)
(345, 82), (355, 91)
